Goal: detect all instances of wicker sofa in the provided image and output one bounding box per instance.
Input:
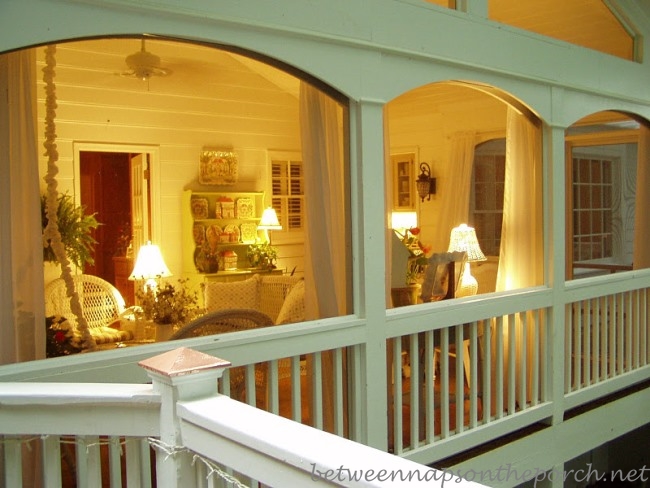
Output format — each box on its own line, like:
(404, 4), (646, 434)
(44, 274), (134, 344)
(202, 274), (305, 325)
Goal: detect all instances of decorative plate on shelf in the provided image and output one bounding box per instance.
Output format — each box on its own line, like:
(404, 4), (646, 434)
(205, 224), (222, 247)
(190, 198), (209, 219)
(223, 224), (241, 243)
(236, 197), (255, 219)
(193, 223), (206, 245)
(199, 150), (238, 185)
(240, 222), (258, 244)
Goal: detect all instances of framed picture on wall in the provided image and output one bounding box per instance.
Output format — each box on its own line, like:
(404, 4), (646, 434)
(199, 149), (238, 185)
(391, 152), (416, 210)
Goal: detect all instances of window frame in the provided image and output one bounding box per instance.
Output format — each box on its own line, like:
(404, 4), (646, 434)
(267, 150), (305, 245)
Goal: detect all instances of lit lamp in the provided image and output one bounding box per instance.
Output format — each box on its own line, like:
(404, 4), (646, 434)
(447, 224), (486, 297)
(128, 241), (172, 292)
(391, 211), (418, 233)
(416, 162), (436, 202)
(257, 207), (282, 244)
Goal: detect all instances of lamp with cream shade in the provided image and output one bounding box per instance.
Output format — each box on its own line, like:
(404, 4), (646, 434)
(257, 207), (282, 244)
(128, 241), (172, 292)
(447, 224), (486, 297)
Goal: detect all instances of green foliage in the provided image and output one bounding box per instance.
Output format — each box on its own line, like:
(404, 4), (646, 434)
(247, 242), (278, 269)
(41, 193), (100, 269)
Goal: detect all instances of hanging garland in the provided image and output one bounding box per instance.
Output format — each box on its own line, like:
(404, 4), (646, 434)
(41, 45), (97, 351)
(2, 435), (249, 487)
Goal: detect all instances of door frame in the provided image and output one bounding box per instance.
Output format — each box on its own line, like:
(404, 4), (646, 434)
(73, 142), (162, 247)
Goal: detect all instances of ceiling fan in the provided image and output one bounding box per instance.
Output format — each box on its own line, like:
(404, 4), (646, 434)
(121, 39), (172, 81)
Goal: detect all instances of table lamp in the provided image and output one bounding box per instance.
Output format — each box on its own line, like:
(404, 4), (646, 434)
(257, 207), (282, 244)
(447, 224), (486, 297)
(128, 241), (172, 292)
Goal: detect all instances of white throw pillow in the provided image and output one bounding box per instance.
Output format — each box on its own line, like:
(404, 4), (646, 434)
(275, 279), (305, 325)
(204, 276), (259, 312)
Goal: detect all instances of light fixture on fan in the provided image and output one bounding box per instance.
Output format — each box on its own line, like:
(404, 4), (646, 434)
(122, 39), (172, 81)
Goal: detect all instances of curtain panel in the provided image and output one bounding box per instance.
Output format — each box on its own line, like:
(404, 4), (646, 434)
(0, 49), (45, 365)
(299, 82), (348, 320)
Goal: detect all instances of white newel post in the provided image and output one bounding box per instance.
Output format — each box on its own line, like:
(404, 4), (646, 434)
(139, 347), (231, 488)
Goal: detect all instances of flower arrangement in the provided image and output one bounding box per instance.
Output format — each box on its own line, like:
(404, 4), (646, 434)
(397, 227), (431, 284)
(46, 315), (83, 358)
(247, 242), (278, 269)
(135, 278), (201, 325)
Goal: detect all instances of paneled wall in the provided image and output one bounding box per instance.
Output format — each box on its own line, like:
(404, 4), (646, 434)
(388, 84), (508, 253)
(34, 38), (302, 277)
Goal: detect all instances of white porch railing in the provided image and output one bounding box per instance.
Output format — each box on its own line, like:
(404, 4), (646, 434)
(0, 348), (487, 488)
(385, 290), (553, 462)
(564, 272), (650, 410)
(2, 271), (650, 485)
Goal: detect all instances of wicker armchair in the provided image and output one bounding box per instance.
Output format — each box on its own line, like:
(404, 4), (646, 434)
(202, 274), (303, 324)
(170, 309), (275, 407)
(44, 274), (132, 344)
(169, 308), (274, 339)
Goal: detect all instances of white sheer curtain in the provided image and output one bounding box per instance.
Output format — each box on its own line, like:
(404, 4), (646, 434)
(430, 132), (476, 252)
(633, 124), (650, 269)
(496, 107), (543, 291)
(299, 81), (348, 319)
(494, 106), (542, 405)
(299, 81), (348, 434)
(0, 49), (45, 365)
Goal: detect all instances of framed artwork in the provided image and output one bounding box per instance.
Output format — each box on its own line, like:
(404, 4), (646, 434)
(199, 150), (238, 185)
(236, 197), (255, 219)
(190, 198), (209, 219)
(391, 152), (416, 210)
(240, 222), (258, 244)
(420, 251), (467, 302)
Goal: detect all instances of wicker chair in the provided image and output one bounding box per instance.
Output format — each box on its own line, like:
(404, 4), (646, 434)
(170, 309), (275, 407)
(202, 274), (303, 324)
(169, 308), (274, 339)
(44, 274), (132, 344)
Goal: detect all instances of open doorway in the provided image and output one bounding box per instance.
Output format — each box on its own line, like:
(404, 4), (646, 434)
(77, 148), (153, 306)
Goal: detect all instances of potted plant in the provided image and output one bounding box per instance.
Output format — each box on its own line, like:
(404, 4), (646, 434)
(134, 278), (201, 341)
(41, 193), (100, 270)
(247, 242), (278, 269)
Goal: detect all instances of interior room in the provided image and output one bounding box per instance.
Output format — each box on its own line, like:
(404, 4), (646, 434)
(4, 1), (650, 485)
(30, 37), (646, 351)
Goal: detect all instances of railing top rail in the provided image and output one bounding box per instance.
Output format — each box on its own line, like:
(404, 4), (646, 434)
(564, 268), (650, 302)
(179, 394), (487, 487)
(387, 286), (551, 337)
(0, 382), (159, 406)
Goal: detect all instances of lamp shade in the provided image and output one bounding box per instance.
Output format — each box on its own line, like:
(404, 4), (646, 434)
(258, 207), (282, 230)
(447, 224), (486, 262)
(391, 211), (418, 231)
(128, 241), (172, 281)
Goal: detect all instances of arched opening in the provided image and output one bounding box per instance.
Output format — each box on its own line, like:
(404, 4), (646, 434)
(2, 35), (351, 363)
(565, 110), (650, 280)
(386, 81), (543, 305)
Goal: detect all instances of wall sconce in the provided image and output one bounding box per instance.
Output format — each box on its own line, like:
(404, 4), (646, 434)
(416, 162), (436, 202)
